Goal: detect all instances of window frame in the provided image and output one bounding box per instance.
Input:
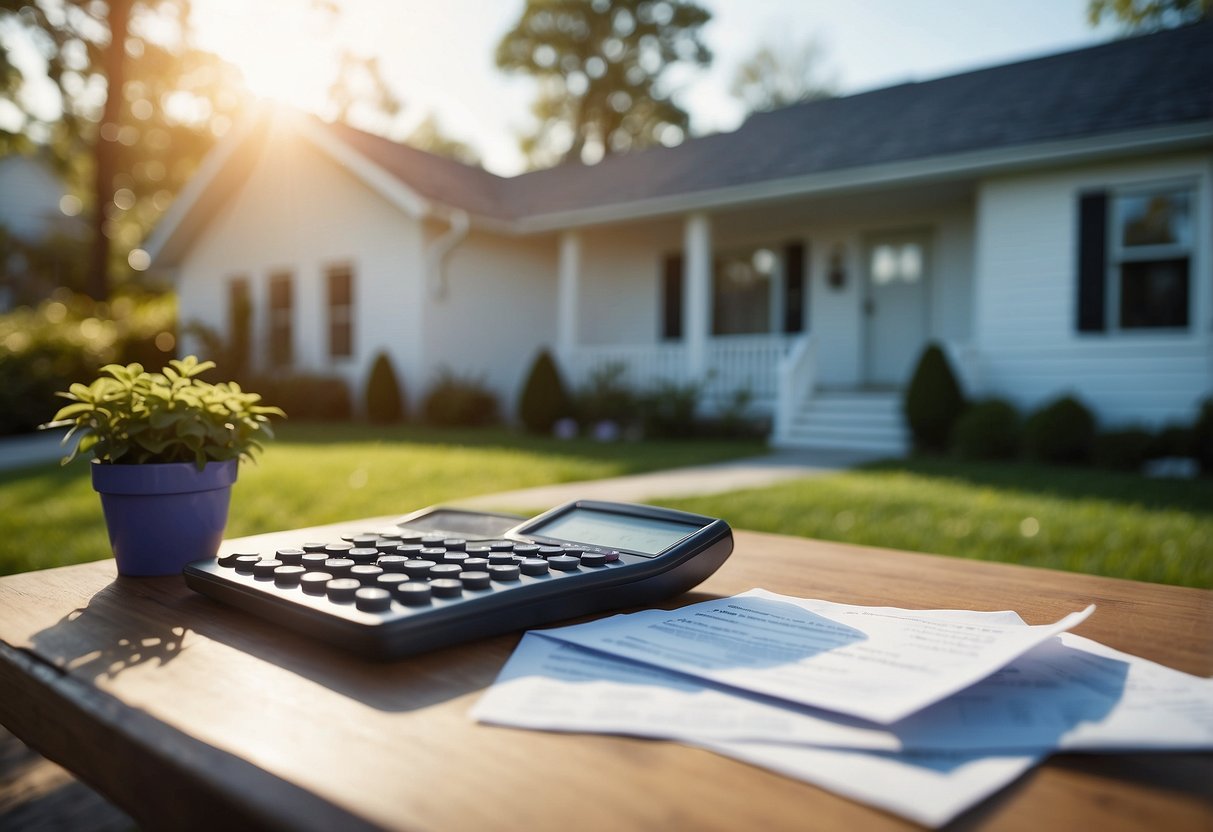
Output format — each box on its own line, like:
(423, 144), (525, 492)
(1105, 181), (1196, 334)
(267, 270), (294, 368)
(325, 262), (355, 361)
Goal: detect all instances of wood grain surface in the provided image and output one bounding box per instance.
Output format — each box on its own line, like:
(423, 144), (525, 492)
(0, 520), (1210, 831)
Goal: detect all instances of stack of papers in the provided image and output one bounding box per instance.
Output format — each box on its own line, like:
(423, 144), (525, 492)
(472, 589), (1213, 827)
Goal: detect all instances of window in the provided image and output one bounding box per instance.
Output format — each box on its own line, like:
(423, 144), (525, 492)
(268, 271), (293, 367)
(326, 264), (354, 359)
(227, 277), (251, 370)
(1077, 186), (1195, 332)
(660, 242), (807, 339)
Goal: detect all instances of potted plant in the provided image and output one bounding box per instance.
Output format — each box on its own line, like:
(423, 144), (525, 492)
(43, 356), (284, 577)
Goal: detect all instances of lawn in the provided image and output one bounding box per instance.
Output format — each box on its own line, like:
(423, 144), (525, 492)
(0, 424), (762, 576)
(663, 457), (1213, 589)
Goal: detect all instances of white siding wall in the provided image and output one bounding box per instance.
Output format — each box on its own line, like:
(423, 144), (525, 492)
(175, 133), (426, 405)
(974, 152), (1213, 427)
(578, 222), (678, 345)
(424, 229), (557, 417)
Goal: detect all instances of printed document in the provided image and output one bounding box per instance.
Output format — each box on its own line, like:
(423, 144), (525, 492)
(541, 588), (1094, 723)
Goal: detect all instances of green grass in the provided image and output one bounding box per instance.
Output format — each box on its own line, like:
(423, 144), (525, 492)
(0, 424), (762, 576)
(662, 457), (1213, 589)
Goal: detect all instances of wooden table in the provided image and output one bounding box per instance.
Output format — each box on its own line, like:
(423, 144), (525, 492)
(1, 521), (1210, 831)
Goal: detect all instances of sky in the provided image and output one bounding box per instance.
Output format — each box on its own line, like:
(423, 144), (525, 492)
(187, 0), (1119, 176)
(0, 0), (1118, 177)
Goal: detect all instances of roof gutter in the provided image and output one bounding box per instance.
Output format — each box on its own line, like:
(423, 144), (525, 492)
(426, 208), (470, 300)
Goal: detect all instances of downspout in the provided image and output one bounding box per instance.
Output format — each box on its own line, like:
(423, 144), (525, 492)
(426, 208), (470, 300)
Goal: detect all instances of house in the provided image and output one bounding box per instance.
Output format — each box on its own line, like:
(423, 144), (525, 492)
(149, 22), (1213, 452)
(0, 153), (86, 310)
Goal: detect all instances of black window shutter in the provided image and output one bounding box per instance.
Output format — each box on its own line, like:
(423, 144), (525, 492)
(783, 241), (806, 333)
(1077, 192), (1107, 332)
(661, 254), (683, 340)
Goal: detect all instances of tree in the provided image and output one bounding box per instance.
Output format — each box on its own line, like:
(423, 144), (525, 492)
(730, 36), (837, 115)
(405, 113), (480, 166)
(0, 1), (247, 299)
(326, 51), (402, 137)
(1088, 0), (1211, 29)
(496, 0), (712, 167)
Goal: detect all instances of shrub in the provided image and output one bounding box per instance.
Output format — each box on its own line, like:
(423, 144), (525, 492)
(903, 343), (965, 453)
(950, 398), (1020, 460)
(638, 379), (702, 439)
(518, 349), (572, 434)
(1022, 395), (1096, 464)
(1146, 423), (1196, 459)
(0, 291), (176, 435)
(574, 362), (637, 426)
(1091, 427), (1153, 471)
(422, 368), (499, 427)
(365, 352), (406, 424)
(250, 374), (352, 421)
(1193, 397), (1213, 475)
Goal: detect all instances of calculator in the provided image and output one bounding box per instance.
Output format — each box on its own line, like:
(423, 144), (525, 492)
(183, 500), (733, 659)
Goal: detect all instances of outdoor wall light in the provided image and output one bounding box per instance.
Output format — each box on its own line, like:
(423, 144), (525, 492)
(827, 244), (847, 290)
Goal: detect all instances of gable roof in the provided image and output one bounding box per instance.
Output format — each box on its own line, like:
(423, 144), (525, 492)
(150, 22), (1213, 263)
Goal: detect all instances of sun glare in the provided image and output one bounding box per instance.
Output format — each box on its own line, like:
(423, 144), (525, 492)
(192, 0), (337, 112)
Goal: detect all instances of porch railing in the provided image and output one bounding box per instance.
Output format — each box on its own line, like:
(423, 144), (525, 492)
(563, 334), (795, 413)
(773, 334), (816, 443)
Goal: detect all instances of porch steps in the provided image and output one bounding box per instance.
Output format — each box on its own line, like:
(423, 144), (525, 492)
(776, 391), (909, 455)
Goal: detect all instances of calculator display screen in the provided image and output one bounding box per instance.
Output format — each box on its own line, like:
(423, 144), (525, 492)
(527, 508), (701, 555)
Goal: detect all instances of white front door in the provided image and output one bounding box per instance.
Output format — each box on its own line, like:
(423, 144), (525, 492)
(864, 232), (930, 386)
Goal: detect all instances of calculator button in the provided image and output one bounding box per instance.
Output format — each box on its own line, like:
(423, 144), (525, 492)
(441, 552), (469, 566)
(561, 545), (584, 557)
(302, 542), (328, 553)
(443, 538), (467, 551)
(377, 531), (404, 541)
(460, 571), (491, 590)
(403, 559), (437, 578)
(219, 551), (254, 567)
(274, 565), (306, 586)
(463, 558), (490, 571)
(488, 564), (521, 582)
(419, 547), (446, 560)
(376, 573), (409, 592)
(323, 558), (355, 577)
(325, 543), (354, 558)
(602, 550), (620, 563)
(538, 546), (563, 559)
(355, 588), (392, 612)
(512, 544), (540, 558)
(347, 548), (380, 565)
(377, 555), (408, 572)
(488, 552), (516, 566)
(349, 565), (384, 585)
(275, 548), (304, 566)
(395, 544), (425, 557)
(520, 558), (549, 576)
(374, 540), (400, 553)
(430, 578), (463, 598)
(428, 563), (462, 580)
(420, 535), (446, 547)
(301, 553), (329, 571)
(489, 541), (514, 552)
(394, 582), (432, 605)
(252, 559), (284, 578)
(233, 555), (261, 573)
(325, 578), (361, 602)
(548, 555), (580, 572)
(579, 552), (608, 567)
(300, 572), (333, 593)
(466, 545), (491, 557)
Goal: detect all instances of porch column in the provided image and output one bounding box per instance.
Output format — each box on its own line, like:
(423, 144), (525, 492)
(556, 231), (580, 359)
(684, 212), (712, 379)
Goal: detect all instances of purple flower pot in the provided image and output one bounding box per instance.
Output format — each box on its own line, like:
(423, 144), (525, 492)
(92, 459), (238, 577)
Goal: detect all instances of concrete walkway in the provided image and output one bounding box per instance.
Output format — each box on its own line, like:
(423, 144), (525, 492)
(456, 446), (884, 511)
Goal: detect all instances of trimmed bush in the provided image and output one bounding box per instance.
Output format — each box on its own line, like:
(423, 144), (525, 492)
(1092, 427), (1153, 471)
(250, 374), (352, 421)
(574, 362), (637, 427)
(365, 352), (406, 424)
(518, 349), (572, 434)
(1194, 397), (1213, 475)
(1022, 395), (1096, 464)
(950, 398), (1020, 460)
(903, 343), (965, 453)
(422, 368), (499, 427)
